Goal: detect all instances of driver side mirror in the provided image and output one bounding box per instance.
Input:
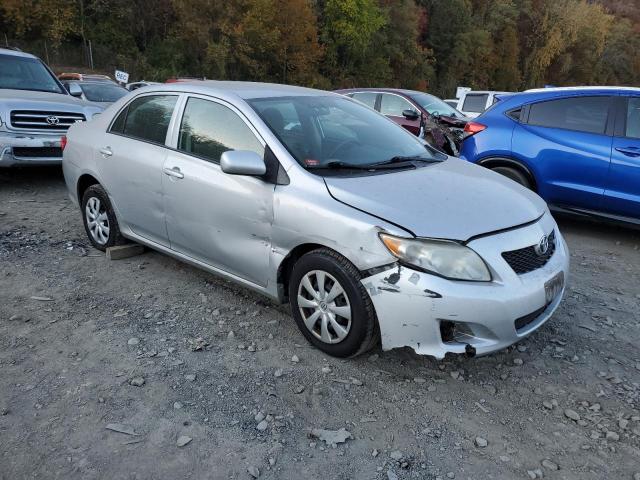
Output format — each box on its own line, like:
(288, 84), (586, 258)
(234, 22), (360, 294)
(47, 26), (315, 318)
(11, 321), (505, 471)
(402, 109), (420, 120)
(220, 150), (266, 176)
(66, 83), (83, 97)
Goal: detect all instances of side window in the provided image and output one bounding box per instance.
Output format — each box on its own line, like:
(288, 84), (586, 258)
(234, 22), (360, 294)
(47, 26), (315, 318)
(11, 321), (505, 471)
(379, 94), (415, 117)
(528, 96), (610, 134)
(114, 95), (177, 144)
(625, 97), (640, 139)
(351, 92), (377, 109)
(462, 94), (489, 113)
(178, 97), (264, 164)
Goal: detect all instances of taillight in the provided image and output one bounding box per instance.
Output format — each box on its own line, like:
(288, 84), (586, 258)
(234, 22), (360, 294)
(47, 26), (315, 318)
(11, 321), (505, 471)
(463, 121), (487, 138)
(60, 135), (67, 151)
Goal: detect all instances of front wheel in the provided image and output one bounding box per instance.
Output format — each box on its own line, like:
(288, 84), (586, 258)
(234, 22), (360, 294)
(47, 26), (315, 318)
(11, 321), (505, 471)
(289, 248), (379, 358)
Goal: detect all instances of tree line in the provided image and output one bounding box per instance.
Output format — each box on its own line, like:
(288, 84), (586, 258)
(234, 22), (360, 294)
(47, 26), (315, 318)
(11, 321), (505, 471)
(1, 0), (639, 97)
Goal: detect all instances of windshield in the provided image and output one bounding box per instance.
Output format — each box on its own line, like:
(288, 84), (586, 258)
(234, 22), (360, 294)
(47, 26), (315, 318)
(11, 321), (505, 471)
(79, 83), (127, 102)
(0, 54), (65, 94)
(248, 95), (443, 171)
(411, 92), (466, 118)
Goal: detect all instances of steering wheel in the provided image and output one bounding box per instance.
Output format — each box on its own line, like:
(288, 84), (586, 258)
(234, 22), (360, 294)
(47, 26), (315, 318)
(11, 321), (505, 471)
(326, 139), (361, 160)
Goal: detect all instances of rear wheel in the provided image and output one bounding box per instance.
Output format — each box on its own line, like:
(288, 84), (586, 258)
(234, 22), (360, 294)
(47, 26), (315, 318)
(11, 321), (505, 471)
(289, 248), (378, 358)
(491, 166), (533, 190)
(81, 184), (125, 251)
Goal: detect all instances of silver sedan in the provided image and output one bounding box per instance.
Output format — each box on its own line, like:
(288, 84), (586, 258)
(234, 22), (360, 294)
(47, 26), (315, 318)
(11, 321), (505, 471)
(62, 81), (569, 359)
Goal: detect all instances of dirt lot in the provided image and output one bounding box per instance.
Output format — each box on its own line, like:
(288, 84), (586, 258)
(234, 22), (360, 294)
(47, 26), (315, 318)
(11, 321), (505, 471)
(1, 167), (639, 480)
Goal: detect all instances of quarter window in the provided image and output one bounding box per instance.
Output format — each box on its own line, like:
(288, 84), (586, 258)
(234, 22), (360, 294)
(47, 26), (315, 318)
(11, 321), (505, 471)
(178, 97), (264, 164)
(379, 94), (415, 117)
(527, 96), (610, 135)
(111, 95), (178, 144)
(625, 97), (640, 139)
(351, 92), (378, 109)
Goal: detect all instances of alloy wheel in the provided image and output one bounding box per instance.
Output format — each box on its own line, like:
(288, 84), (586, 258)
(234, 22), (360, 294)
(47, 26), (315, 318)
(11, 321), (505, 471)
(85, 196), (110, 245)
(297, 270), (352, 344)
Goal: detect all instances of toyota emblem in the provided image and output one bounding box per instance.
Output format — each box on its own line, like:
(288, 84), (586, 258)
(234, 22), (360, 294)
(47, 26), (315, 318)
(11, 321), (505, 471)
(46, 115), (60, 125)
(535, 235), (549, 256)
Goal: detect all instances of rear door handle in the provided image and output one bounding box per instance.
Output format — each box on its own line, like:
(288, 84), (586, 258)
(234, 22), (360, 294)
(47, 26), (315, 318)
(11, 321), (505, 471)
(615, 147), (640, 157)
(163, 166), (184, 179)
(99, 147), (112, 157)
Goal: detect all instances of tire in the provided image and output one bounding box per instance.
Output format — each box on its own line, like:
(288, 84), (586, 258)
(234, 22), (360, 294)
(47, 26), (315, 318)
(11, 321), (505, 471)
(491, 166), (533, 190)
(81, 184), (126, 251)
(289, 248), (379, 358)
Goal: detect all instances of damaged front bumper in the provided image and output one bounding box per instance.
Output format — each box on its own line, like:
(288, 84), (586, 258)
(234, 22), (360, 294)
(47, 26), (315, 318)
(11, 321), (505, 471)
(0, 131), (64, 167)
(362, 213), (569, 359)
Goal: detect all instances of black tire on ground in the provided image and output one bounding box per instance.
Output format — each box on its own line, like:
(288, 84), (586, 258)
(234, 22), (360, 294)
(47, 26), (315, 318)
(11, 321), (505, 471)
(491, 166), (533, 190)
(288, 248), (379, 358)
(81, 184), (126, 251)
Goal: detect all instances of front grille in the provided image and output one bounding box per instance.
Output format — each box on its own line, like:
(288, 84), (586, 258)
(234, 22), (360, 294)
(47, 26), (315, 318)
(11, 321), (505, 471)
(514, 305), (547, 331)
(10, 110), (85, 131)
(13, 147), (62, 158)
(502, 230), (556, 274)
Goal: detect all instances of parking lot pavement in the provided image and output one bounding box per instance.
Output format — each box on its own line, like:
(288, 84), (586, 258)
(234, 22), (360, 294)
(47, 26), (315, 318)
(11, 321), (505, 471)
(1, 167), (639, 480)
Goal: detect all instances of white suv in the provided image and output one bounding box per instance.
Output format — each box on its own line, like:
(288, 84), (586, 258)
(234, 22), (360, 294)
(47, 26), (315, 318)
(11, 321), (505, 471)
(456, 91), (511, 118)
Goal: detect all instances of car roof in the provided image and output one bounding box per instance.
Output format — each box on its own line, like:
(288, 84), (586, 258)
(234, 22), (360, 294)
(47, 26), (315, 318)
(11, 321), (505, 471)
(462, 91), (511, 95)
(524, 86), (640, 94)
(0, 47), (38, 59)
(336, 87), (429, 97)
(142, 80), (330, 100)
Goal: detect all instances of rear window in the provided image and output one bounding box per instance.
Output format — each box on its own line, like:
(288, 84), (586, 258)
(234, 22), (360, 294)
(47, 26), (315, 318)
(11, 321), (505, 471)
(462, 94), (489, 113)
(527, 96), (610, 134)
(79, 83), (127, 102)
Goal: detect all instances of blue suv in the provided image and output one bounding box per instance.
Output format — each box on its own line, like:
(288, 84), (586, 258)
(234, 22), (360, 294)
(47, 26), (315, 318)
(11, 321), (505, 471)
(459, 87), (640, 225)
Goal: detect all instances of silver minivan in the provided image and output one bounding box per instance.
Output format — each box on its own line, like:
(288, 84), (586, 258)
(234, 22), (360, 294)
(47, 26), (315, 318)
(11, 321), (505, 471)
(62, 81), (569, 359)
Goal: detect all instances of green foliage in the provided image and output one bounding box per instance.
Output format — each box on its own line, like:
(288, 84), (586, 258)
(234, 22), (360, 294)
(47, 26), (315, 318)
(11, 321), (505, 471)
(0, 0), (638, 96)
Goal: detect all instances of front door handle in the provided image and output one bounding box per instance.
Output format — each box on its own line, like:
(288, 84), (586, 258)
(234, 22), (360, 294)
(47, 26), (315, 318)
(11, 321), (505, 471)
(163, 166), (184, 179)
(99, 147), (113, 157)
(615, 147), (640, 157)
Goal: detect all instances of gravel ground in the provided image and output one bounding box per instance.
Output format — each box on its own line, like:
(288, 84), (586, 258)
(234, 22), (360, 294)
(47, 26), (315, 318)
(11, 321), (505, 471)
(1, 167), (639, 480)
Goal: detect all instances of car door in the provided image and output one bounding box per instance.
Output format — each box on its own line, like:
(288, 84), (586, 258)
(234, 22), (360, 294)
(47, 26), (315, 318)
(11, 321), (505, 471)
(99, 93), (179, 246)
(512, 95), (614, 211)
(604, 95), (640, 219)
(162, 95), (274, 286)
(379, 93), (421, 135)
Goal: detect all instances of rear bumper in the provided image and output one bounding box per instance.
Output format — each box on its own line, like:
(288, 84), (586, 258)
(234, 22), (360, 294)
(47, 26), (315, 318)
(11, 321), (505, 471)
(363, 213), (570, 359)
(0, 131), (64, 167)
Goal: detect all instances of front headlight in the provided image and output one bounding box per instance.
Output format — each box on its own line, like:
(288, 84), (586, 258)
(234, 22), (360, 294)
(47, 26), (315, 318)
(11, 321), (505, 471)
(379, 233), (491, 282)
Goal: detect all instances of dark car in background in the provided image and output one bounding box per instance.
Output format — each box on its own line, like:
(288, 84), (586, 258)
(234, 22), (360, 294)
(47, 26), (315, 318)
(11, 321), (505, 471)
(60, 80), (128, 107)
(459, 87), (640, 226)
(336, 88), (469, 155)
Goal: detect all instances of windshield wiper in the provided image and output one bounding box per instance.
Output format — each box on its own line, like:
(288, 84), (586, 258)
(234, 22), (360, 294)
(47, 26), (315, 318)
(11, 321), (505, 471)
(374, 155), (445, 166)
(310, 160), (417, 171)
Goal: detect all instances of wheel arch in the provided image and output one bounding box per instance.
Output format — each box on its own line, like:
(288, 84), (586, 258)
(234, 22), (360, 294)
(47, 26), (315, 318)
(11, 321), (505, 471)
(76, 174), (101, 204)
(477, 156), (538, 192)
(276, 243), (327, 302)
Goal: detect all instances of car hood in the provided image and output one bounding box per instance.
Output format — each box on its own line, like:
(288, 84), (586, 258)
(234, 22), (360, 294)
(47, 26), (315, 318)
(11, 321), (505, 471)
(324, 157), (547, 241)
(0, 89), (99, 109)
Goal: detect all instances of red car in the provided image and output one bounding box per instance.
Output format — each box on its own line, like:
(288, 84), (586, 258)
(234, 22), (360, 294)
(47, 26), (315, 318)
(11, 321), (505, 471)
(335, 88), (469, 155)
